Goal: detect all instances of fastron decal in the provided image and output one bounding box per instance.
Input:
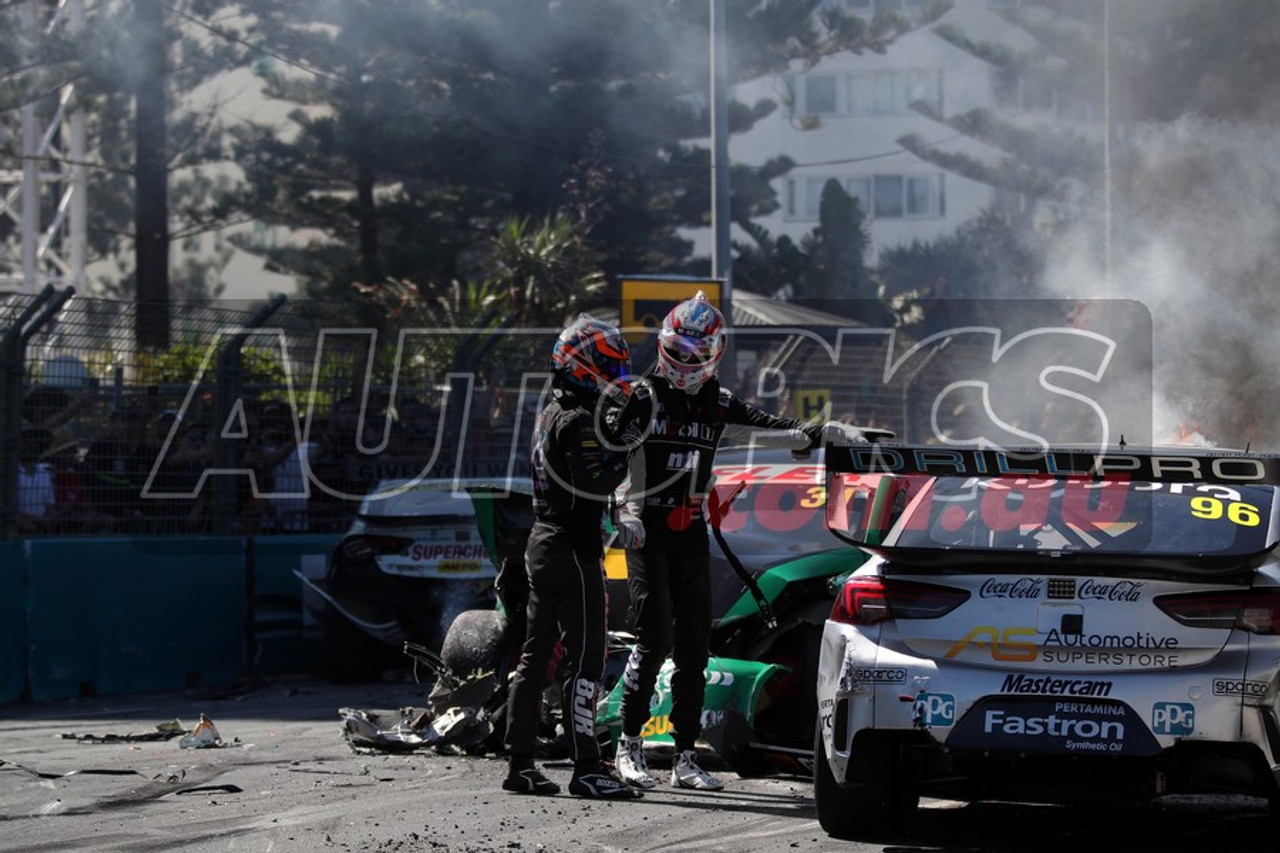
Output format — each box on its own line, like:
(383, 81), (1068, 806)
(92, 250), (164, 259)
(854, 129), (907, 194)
(946, 697), (1160, 756)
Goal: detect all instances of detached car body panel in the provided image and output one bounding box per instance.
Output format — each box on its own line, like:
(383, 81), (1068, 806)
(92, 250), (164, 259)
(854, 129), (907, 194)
(814, 444), (1280, 838)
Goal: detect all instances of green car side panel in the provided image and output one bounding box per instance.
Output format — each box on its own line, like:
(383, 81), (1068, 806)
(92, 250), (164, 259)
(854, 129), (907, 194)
(714, 548), (868, 628)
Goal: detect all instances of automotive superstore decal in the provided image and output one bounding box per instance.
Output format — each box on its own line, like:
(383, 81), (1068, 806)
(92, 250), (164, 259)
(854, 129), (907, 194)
(1000, 674), (1114, 697)
(853, 667), (907, 685)
(946, 697), (1160, 756)
(912, 693), (956, 727)
(1212, 679), (1269, 698)
(1151, 701), (1195, 736)
(1041, 629), (1182, 668)
(947, 626), (1184, 667)
(946, 626), (1038, 662)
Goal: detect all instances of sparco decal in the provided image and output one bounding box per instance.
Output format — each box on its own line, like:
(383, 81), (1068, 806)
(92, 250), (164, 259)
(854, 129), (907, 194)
(980, 577), (1043, 599)
(1000, 674), (1114, 697)
(853, 667), (907, 684)
(1077, 579), (1144, 602)
(1212, 679), (1269, 698)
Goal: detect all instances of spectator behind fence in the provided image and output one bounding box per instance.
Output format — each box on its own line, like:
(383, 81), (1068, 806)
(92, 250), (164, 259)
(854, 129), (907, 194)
(264, 408), (318, 533)
(17, 427), (56, 534)
(80, 407), (150, 532)
(22, 384), (92, 435)
(309, 395), (396, 531)
(41, 428), (86, 534)
(147, 417), (214, 534)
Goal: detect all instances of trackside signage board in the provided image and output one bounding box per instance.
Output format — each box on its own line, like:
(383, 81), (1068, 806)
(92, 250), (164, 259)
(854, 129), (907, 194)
(825, 444), (1280, 485)
(620, 276), (722, 343)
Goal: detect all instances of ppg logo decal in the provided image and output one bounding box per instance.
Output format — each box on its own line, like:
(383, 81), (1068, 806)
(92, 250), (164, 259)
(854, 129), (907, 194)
(914, 692), (956, 727)
(1152, 701), (1195, 736)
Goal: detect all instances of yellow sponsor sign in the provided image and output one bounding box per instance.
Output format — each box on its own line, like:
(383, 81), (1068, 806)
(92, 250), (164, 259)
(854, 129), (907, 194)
(620, 277), (722, 344)
(795, 388), (831, 422)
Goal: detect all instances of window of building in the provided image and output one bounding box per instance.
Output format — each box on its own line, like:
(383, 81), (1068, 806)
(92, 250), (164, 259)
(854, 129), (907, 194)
(251, 220), (276, 251)
(874, 175), (905, 217)
(822, 0), (929, 13)
(906, 175), (936, 217)
(848, 69), (940, 115)
(845, 177), (872, 214)
(803, 75), (839, 114)
(788, 174), (941, 221)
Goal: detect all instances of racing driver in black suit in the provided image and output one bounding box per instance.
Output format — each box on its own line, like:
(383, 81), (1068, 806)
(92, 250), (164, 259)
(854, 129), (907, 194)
(503, 314), (643, 800)
(611, 291), (823, 791)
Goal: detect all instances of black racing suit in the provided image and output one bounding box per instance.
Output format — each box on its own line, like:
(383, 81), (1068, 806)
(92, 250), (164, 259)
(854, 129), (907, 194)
(615, 375), (821, 752)
(504, 386), (634, 773)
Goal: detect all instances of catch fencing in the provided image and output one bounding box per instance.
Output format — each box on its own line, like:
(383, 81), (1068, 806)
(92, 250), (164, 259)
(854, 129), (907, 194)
(2, 287), (1027, 541)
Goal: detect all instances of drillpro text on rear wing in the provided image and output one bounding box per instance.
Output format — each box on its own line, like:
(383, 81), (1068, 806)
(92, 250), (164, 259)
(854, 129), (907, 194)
(823, 444), (1280, 486)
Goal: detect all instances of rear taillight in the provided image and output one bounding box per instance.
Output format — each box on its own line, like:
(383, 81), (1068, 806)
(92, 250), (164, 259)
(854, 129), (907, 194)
(830, 577), (970, 626)
(1155, 588), (1280, 634)
(346, 534), (414, 558)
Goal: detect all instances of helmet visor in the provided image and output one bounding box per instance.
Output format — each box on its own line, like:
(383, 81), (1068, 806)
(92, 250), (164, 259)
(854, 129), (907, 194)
(659, 331), (715, 366)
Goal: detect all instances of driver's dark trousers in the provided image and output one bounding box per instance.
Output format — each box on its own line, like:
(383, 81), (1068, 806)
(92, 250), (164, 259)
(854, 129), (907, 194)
(618, 512), (712, 753)
(505, 523), (607, 771)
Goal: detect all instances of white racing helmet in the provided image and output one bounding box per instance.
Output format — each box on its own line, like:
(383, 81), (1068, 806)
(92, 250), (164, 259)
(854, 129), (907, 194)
(656, 291), (724, 394)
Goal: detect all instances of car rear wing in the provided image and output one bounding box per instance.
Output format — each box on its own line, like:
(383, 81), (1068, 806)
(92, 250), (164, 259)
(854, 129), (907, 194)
(823, 443), (1280, 486)
(820, 443), (1280, 551)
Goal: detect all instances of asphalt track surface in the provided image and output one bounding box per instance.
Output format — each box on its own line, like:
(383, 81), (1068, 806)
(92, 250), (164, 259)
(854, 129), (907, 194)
(0, 676), (1275, 853)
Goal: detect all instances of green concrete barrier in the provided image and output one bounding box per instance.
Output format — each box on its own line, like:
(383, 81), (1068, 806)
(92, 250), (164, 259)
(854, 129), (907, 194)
(248, 534), (337, 675)
(25, 538), (247, 701)
(0, 540), (24, 703)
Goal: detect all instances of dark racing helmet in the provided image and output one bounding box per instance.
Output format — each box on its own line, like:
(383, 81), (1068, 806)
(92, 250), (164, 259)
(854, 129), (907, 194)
(551, 314), (632, 403)
(656, 291), (724, 394)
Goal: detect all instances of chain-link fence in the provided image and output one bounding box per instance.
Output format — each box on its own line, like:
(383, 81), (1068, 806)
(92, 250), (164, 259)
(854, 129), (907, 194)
(3, 290), (1143, 540)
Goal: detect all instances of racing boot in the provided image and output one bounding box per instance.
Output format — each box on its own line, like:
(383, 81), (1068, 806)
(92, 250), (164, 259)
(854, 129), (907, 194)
(614, 734), (656, 789)
(503, 763), (560, 795)
(671, 750), (725, 791)
(569, 766), (643, 800)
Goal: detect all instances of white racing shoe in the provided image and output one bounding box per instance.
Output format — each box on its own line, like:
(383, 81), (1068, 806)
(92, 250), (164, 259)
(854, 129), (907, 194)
(614, 734), (656, 789)
(671, 749), (725, 791)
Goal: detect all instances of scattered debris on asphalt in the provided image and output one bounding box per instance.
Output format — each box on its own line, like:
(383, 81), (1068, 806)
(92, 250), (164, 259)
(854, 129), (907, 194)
(58, 718), (187, 744)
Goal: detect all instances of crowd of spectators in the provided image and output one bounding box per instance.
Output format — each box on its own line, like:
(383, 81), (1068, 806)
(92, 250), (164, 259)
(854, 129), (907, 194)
(11, 387), (485, 537)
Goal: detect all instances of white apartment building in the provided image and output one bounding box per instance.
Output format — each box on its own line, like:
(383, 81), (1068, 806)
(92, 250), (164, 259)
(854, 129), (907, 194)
(686, 0), (1084, 264)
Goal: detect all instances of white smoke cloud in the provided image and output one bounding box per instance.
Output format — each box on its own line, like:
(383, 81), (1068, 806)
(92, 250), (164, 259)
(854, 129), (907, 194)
(1043, 115), (1280, 451)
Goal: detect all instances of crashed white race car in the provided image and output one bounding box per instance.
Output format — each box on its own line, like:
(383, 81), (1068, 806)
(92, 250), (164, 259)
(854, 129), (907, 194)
(814, 443), (1280, 839)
